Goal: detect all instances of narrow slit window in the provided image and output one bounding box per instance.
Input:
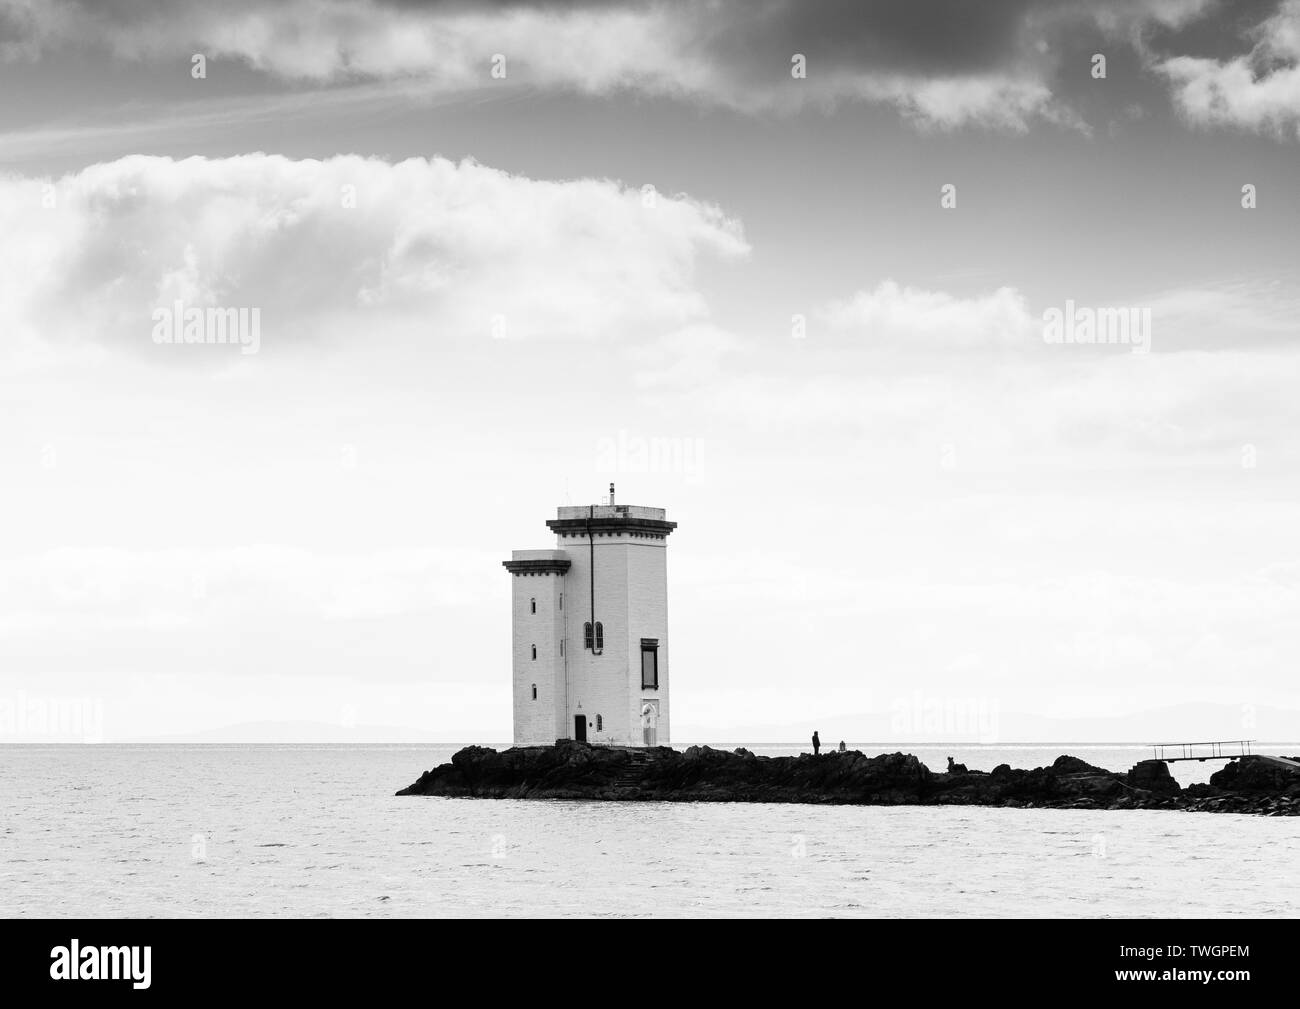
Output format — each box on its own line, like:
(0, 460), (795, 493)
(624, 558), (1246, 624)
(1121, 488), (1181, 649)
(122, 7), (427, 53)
(531, 683), (537, 700)
(530, 597), (536, 614)
(596, 714), (603, 732)
(641, 638), (659, 689)
(531, 644), (537, 660)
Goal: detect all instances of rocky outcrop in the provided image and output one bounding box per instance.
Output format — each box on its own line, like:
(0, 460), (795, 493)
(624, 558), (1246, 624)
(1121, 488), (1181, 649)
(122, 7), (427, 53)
(1127, 758), (1181, 795)
(1209, 756), (1300, 793)
(395, 744), (1300, 815)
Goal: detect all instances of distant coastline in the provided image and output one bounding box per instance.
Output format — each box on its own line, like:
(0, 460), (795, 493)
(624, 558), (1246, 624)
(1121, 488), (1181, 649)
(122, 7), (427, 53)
(65, 699), (1300, 745)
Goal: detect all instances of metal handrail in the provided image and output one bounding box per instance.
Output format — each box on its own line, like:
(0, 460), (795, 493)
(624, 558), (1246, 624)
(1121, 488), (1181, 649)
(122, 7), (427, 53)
(1147, 739), (1256, 748)
(1148, 739), (1256, 762)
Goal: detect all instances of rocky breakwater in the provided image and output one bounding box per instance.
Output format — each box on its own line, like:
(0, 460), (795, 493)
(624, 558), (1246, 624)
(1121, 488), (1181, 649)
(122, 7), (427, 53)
(395, 743), (1300, 815)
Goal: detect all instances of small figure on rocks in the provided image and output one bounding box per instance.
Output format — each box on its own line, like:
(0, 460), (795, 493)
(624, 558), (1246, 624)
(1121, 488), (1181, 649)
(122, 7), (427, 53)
(838, 740), (846, 753)
(947, 755), (955, 772)
(812, 731), (821, 755)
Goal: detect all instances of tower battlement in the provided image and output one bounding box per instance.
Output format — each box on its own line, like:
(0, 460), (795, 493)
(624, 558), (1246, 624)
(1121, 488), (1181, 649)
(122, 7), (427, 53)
(547, 504), (676, 540)
(554, 504), (668, 521)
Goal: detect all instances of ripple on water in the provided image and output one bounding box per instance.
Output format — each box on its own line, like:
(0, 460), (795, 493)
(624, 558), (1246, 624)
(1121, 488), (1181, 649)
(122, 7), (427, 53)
(4, 745), (1299, 917)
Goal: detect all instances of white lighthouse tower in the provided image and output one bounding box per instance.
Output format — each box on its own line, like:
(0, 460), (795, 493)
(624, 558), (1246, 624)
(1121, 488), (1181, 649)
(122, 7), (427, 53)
(502, 485), (676, 747)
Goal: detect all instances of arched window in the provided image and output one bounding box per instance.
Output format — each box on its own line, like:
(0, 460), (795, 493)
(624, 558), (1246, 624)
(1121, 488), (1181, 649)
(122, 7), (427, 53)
(531, 644), (537, 660)
(596, 714), (603, 732)
(594, 621), (604, 651)
(583, 622), (593, 650)
(530, 597), (536, 614)
(531, 683), (537, 700)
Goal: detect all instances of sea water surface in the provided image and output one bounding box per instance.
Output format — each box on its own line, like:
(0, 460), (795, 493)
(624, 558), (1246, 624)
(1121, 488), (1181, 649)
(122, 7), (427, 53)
(4, 743), (1297, 918)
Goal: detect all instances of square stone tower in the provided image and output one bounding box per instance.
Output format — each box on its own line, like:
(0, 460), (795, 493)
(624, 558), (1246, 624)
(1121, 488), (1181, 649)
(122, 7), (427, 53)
(503, 486), (676, 747)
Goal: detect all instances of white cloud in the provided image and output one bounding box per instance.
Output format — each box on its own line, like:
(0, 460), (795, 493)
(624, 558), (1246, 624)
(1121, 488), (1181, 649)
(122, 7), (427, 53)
(1088, 0), (1218, 38)
(0, 544), (503, 637)
(1144, 280), (1300, 348)
(656, 280), (1300, 474)
(821, 280), (1037, 349)
(0, 153), (747, 363)
(856, 74), (1082, 133)
(1155, 0), (1300, 138)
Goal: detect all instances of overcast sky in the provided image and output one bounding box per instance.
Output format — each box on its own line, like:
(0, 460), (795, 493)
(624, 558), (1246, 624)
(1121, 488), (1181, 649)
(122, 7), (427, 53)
(2, 0), (1298, 740)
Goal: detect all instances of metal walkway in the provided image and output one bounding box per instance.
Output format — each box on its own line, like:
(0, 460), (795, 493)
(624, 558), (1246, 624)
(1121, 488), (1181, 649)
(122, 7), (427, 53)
(1148, 739), (1255, 763)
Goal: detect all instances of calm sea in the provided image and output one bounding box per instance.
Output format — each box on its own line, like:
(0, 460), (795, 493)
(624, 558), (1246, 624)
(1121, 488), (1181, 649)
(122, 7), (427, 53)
(4, 743), (1297, 918)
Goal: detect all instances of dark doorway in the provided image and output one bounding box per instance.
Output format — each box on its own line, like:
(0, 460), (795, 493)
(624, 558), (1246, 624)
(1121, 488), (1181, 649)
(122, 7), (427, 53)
(574, 715), (587, 742)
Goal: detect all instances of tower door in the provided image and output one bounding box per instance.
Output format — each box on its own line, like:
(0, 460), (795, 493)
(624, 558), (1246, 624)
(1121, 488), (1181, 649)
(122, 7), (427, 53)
(574, 715), (587, 742)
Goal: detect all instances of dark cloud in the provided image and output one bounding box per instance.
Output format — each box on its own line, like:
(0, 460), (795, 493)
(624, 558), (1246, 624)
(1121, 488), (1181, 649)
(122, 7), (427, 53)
(9, 0), (1235, 74)
(1141, 0), (1280, 60)
(1, 0), (1259, 81)
(1, 0), (1288, 134)
(703, 0), (1058, 79)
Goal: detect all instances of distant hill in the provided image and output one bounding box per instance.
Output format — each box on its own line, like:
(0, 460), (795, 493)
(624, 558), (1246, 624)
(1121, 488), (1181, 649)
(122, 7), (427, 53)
(98, 703), (1298, 746)
(116, 720), (505, 745)
(675, 702), (1299, 746)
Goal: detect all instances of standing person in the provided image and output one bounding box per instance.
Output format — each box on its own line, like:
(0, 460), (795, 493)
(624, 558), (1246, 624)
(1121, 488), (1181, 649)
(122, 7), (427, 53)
(811, 731), (821, 756)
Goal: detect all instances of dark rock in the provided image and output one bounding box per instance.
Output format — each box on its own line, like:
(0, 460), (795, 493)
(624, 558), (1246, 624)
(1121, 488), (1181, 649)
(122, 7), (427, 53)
(1052, 755), (1110, 775)
(1059, 773), (1126, 799)
(1126, 759), (1181, 795)
(1211, 756), (1300, 793)
(394, 744), (1299, 815)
